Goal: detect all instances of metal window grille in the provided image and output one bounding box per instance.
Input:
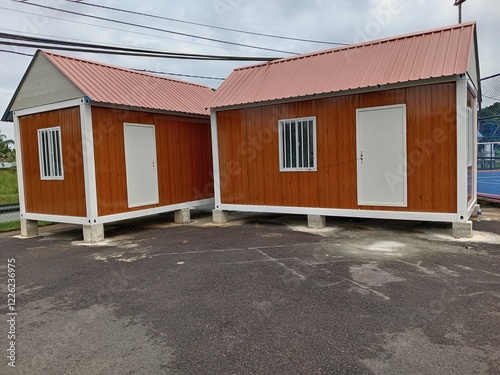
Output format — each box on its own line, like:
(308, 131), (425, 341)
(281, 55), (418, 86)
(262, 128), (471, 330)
(37, 127), (64, 180)
(279, 117), (316, 171)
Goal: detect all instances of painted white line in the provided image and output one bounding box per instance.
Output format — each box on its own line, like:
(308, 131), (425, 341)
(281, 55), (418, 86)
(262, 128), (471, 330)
(337, 276), (391, 300)
(317, 281), (346, 288)
(480, 270), (500, 278)
(255, 249), (306, 280)
(220, 257), (300, 265)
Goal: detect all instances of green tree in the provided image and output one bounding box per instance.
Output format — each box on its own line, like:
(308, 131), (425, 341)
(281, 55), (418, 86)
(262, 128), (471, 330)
(478, 102), (500, 118)
(0, 131), (15, 162)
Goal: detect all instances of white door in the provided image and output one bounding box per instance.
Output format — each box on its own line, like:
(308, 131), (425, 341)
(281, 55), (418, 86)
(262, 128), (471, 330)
(123, 123), (159, 208)
(356, 105), (407, 207)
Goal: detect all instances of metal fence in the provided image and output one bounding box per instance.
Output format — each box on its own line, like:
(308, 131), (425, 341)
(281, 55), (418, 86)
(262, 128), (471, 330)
(478, 73), (500, 201)
(0, 203), (20, 223)
(0, 165), (19, 223)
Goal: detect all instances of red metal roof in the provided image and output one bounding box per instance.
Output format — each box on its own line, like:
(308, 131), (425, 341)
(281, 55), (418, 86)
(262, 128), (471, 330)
(42, 51), (213, 116)
(208, 22), (477, 108)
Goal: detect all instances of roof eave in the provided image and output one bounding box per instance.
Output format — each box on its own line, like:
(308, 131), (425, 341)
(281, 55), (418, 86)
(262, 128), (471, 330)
(210, 75), (462, 110)
(90, 101), (210, 118)
(472, 25), (482, 102)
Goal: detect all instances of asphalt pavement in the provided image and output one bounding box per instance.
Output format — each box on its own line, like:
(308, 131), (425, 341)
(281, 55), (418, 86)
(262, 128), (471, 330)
(0, 206), (499, 374)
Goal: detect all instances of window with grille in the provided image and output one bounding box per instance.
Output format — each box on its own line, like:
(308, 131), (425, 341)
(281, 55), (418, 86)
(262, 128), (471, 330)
(38, 126), (64, 180)
(278, 117), (317, 171)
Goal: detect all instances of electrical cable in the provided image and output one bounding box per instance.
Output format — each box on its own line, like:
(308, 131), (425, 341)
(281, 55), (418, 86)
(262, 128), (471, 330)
(133, 69), (225, 81)
(16, 1), (299, 55)
(0, 8), (272, 56)
(0, 48), (32, 56)
(0, 33), (277, 61)
(65, 0), (348, 46)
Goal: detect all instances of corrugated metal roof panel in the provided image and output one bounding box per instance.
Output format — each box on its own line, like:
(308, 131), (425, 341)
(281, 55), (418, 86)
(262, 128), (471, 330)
(42, 51), (213, 116)
(208, 22), (476, 108)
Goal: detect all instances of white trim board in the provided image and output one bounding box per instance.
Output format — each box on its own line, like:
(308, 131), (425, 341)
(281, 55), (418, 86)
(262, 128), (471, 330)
(217, 204), (459, 223)
(79, 101), (98, 224)
(21, 213), (89, 225)
(456, 76), (469, 222)
(211, 109), (222, 207)
(13, 115), (26, 215)
(13, 98), (85, 117)
(97, 198), (215, 224)
(21, 198), (215, 226)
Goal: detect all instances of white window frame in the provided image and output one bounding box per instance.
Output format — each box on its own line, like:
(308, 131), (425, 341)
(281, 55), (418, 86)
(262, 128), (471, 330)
(37, 126), (64, 180)
(278, 116), (317, 172)
(466, 107), (473, 167)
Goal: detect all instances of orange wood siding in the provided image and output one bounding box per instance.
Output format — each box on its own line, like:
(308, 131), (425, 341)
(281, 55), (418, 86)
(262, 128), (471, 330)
(92, 107), (213, 216)
(19, 106), (87, 217)
(217, 83), (457, 213)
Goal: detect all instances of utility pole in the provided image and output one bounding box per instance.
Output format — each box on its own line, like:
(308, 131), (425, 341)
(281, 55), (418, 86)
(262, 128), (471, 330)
(454, 0), (467, 23)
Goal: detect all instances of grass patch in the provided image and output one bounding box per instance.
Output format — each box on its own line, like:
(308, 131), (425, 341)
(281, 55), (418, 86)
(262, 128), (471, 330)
(0, 169), (18, 204)
(0, 221), (54, 232)
(0, 195), (19, 205)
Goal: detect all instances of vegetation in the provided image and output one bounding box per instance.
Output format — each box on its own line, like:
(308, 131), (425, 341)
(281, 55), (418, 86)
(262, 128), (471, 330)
(478, 102), (500, 118)
(0, 221), (53, 232)
(0, 131), (15, 162)
(0, 169), (18, 204)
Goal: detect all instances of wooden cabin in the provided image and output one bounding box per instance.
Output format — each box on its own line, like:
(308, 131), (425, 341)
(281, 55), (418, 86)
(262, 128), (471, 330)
(2, 50), (214, 242)
(207, 23), (481, 237)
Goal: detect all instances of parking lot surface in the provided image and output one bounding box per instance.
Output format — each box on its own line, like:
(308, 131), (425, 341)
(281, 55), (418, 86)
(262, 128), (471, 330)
(0, 207), (499, 374)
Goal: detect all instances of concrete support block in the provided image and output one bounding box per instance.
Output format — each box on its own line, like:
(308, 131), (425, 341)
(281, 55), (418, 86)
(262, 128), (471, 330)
(174, 208), (191, 224)
(308, 214), (326, 229)
(470, 204), (481, 218)
(212, 209), (229, 224)
(83, 224), (104, 243)
(452, 221), (473, 238)
(20, 219), (38, 237)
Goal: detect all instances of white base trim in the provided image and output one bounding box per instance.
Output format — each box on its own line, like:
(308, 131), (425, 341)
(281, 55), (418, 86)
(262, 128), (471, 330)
(466, 197), (477, 221)
(97, 198), (214, 224)
(21, 213), (88, 225)
(217, 204), (459, 223)
(21, 198), (214, 226)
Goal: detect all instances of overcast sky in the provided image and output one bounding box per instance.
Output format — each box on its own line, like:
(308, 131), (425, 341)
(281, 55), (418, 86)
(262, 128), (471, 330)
(0, 0), (498, 142)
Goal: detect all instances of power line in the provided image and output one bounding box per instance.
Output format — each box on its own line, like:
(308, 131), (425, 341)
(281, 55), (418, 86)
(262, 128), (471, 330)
(0, 8), (272, 56)
(482, 94), (500, 102)
(65, 0), (348, 46)
(17, 1), (298, 55)
(0, 32), (277, 61)
(0, 49), (32, 56)
(133, 69), (225, 81)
